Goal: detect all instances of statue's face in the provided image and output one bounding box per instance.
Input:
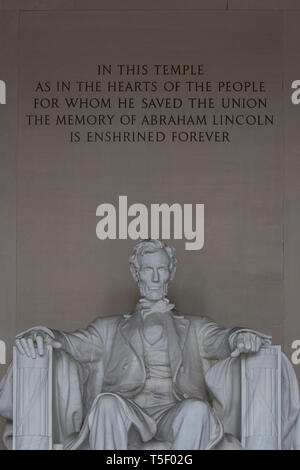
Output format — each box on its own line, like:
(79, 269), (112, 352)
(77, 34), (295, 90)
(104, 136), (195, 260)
(137, 249), (171, 301)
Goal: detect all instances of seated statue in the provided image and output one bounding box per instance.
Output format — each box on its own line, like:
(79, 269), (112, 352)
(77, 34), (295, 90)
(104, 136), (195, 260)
(1, 239), (300, 450)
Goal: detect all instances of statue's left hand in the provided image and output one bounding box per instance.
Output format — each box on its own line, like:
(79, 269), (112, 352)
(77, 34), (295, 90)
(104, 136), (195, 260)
(231, 331), (267, 357)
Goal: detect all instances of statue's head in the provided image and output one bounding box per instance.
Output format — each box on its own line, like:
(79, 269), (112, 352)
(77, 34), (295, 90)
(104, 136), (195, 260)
(129, 240), (177, 301)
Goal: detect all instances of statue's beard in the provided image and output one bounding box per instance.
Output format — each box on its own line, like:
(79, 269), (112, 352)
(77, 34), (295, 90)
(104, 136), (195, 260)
(138, 281), (169, 301)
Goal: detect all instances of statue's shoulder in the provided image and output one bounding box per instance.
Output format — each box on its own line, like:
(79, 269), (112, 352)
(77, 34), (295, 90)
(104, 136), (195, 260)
(176, 312), (213, 328)
(89, 314), (123, 331)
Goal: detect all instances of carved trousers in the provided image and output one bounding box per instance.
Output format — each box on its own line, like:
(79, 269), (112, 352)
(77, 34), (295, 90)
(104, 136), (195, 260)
(87, 392), (222, 450)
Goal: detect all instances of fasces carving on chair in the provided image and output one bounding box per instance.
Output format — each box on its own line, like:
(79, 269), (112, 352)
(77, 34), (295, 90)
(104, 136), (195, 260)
(241, 346), (281, 450)
(13, 346), (53, 450)
(0, 241), (299, 450)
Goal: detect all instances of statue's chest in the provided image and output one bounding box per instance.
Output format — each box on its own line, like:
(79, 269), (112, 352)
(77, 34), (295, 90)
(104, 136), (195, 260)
(141, 316), (167, 346)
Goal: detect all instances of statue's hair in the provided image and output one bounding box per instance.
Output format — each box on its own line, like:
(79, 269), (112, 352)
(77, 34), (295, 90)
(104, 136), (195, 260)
(129, 239), (177, 281)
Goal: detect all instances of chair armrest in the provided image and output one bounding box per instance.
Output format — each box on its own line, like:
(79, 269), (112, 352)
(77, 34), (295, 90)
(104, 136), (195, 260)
(241, 345), (281, 450)
(12, 345), (53, 450)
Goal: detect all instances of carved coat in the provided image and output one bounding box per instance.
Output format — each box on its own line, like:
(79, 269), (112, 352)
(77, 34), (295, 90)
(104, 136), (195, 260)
(53, 308), (236, 411)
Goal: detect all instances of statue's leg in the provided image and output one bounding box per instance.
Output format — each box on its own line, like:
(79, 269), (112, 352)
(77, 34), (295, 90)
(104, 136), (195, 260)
(87, 393), (157, 450)
(155, 398), (223, 450)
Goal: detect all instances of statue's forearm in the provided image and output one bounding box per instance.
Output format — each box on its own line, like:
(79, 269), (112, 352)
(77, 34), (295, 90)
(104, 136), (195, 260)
(50, 329), (82, 360)
(50, 326), (104, 363)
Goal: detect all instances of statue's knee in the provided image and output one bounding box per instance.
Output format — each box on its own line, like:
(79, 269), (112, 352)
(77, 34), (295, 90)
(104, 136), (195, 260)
(88, 394), (125, 433)
(93, 394), (122, 415)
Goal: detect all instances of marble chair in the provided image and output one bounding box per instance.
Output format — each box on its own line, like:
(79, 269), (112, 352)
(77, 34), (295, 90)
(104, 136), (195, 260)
(11, 344), (282, 450)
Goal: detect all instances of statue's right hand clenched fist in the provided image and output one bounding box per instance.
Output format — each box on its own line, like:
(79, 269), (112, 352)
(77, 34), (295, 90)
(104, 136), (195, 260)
(15, 326), (62, 358)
